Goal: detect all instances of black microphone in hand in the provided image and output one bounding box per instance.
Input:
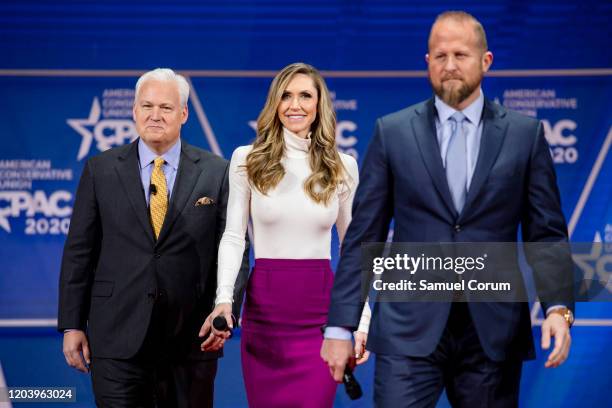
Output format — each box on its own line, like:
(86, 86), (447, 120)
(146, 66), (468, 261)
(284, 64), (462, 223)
(319, 325), (363, 400)
(212, 315), (236, 337)
(343, 365), (363, 400)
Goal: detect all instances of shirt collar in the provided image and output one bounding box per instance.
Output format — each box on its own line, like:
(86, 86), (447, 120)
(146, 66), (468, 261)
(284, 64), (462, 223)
(138, 138), (182, 170)
(434, 88), (484, 125)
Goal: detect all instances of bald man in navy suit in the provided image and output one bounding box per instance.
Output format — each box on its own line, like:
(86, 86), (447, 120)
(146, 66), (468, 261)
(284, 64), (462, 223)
(322, 11), (574, 408)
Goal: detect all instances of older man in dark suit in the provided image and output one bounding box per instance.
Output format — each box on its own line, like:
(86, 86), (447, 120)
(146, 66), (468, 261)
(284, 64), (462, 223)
(59, 68), (248, 408)
(322, 11), (574, 408)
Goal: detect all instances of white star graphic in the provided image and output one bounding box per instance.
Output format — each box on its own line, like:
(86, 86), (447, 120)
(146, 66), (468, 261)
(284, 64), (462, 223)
(67, 97), (101, 161)
(0, 214), (11, 233)
(573, 232), (612, 295)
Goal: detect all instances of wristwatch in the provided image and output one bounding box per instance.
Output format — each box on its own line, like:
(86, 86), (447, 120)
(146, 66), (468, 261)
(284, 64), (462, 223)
(549, 307), (574, 328)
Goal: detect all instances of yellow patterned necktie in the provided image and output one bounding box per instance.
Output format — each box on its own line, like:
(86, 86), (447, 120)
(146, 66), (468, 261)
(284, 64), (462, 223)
(149, 157), (168, 239)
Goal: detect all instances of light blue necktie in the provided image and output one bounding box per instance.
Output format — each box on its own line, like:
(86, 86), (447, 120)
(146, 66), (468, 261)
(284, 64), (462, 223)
(446, 112), (468, 212)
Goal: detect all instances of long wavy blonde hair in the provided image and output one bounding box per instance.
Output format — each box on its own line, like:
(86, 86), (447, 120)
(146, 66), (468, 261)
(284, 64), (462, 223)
(245, 62), (346, 205)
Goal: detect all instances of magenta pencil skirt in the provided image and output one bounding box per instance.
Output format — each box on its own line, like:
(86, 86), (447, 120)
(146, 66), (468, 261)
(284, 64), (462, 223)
(240, 258), (338, 408)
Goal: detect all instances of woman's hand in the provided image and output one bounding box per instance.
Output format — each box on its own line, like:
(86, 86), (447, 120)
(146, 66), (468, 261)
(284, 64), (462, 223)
(199, 303), (233, 351)
(353, 330), (370, 365)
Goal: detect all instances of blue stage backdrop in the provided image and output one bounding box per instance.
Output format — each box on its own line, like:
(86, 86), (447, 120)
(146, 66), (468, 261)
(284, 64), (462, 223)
(0, 1), (610, 407)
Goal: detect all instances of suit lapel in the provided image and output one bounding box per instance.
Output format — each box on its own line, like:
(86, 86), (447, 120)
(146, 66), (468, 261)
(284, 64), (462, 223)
(155, 142), (203, 246)
(115, 141), (155, 244)
(460, 100), (509, 220)
(412, 99), (458, 218)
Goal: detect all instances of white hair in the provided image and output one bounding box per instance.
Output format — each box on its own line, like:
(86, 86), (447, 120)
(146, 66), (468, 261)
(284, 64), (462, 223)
(135, 68), (190, 107)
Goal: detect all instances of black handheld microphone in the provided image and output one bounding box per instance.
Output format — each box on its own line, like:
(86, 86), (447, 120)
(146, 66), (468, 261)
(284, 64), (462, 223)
(343, 366), (363, 400)
(212, 315), (236, 337)
(320, 325), (363, 400)
(150, 184), (157, 195)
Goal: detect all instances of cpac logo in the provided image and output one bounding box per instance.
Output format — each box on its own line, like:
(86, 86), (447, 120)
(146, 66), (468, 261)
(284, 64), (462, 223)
(573, 232), (612, 296)
(542, 119), (577, 146)
(336, 121), (359, 159)
(541, 119), (578, 164)
(67, 98), (138, 161)
(0, 190), (72, 233)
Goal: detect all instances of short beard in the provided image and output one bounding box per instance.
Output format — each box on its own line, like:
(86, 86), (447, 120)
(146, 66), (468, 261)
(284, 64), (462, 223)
(430, 73), (482, 107)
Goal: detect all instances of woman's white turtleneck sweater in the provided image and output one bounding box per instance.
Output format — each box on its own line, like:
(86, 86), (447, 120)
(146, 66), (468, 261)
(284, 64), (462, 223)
(215, 127), (370, 333)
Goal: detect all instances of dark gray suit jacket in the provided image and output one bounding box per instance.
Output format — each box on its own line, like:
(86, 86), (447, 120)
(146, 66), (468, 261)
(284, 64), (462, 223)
(58, 139), (249, 360)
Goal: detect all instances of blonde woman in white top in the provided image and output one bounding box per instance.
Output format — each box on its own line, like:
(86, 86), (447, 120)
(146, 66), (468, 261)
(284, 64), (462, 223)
(201, 62), (370, 407)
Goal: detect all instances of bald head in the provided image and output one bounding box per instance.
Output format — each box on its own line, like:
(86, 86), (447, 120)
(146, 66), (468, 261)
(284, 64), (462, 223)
(428, 11), (488, 53)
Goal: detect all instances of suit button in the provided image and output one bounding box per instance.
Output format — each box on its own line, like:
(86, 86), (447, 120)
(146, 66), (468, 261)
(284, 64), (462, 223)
(154, 253), (161, 259)
(454, 224), (461, 232)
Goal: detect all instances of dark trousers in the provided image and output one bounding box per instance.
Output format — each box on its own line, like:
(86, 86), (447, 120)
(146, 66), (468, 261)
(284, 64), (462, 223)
(91, 302), (217, 408)
(374, 303), (522, 408)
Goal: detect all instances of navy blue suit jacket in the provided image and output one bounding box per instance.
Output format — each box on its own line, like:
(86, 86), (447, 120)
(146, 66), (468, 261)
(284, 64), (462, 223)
(327, 98), (573, 362)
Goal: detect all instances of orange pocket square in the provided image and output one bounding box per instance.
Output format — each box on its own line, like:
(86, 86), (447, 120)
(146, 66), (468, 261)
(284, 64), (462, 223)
(195, 197), (215, 206)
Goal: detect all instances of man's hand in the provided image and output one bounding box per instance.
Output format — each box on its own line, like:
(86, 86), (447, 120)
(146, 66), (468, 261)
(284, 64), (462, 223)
(541, 313), (572, 368)
(63, 330), (90, 373)
(199, 303), (233, 352)
(321, 338), (354, 383)
(353, 331), (370, 365)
